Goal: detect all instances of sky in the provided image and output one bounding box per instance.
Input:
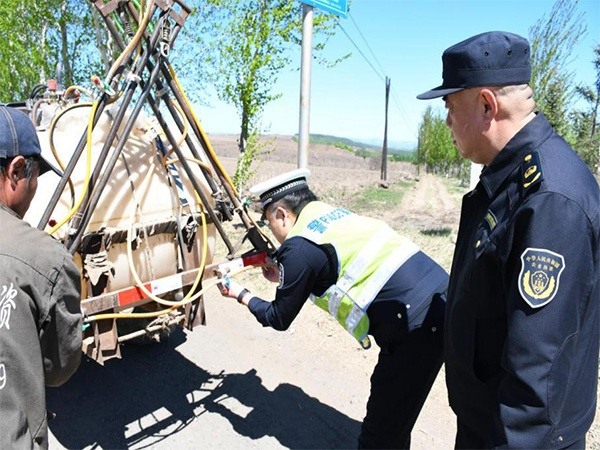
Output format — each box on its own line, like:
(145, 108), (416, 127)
(193, 0), (600, 150)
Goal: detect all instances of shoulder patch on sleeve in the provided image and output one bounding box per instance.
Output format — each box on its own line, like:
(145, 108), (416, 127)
(277, 262), (284, 288)
(518, 248), (565, 308)
(521, 151), (544, 192)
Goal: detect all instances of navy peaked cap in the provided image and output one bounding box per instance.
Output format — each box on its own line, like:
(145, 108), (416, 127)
(417, 31), (531, 100)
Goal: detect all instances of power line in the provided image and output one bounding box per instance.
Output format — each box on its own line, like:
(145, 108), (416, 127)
(390, 88), (418, 139)
(337, 13), (417, 140)
(349, 12), (386, 77)
(337, 20), (385, 83)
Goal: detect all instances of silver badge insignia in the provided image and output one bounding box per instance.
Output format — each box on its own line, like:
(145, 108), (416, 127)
(278, 262), (284, 288)
(518, 248), (565, 308)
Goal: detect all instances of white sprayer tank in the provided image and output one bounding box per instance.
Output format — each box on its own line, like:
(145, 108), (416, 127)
(24, 104), (217, 296)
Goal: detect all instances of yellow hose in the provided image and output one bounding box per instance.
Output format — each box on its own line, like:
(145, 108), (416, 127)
(84, 265), (259, 322)
(167, 64), (239, 197)
(87, 184), (210, 320)
(162, 156), (214, 179)
(48, 101), (97, 235)
(94, 146), (212, 320)
(47, 102), (95, 210)
(122, 152), (208, 307)
(63, 85), (95, 100)
(170, 97), (189, 149)
(106, 0), (154, 83)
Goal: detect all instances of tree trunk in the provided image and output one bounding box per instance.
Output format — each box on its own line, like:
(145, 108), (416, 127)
(60, 0), (72, 86)
(239, 106), (249, 154)
(92, 7), (112, 73)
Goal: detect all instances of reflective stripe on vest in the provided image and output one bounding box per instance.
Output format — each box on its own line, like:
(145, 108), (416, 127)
(288, 201), (420, 346)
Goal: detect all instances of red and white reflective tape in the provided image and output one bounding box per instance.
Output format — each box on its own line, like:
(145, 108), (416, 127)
(217, 251), (269, 274)
(117, 273), (184, 307)
(115, 252), (268, 308)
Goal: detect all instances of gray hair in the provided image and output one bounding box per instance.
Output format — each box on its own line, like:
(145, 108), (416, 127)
(491, 84), (532, 97)
(491, 84), (536, 117)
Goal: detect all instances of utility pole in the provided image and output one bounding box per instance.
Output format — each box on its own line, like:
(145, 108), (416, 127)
(298, 3), (313, 169)
(381, 76), (390, 183)
(298, 0), (348, 169)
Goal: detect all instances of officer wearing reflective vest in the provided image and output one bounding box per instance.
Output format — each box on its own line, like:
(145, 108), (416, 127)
(219, 168), (448, 449)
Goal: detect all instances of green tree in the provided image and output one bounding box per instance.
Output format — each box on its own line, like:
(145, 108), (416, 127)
(0, 0), (57, 101)
(56, 1), (108, 88)
(417, 106), (466, 179)
(417, 106), (435, 171)
(180, 0), (346, 156)
(529, 0), (586, 137)
(571, 45), (600, 173)
(0, 0), (105, 102)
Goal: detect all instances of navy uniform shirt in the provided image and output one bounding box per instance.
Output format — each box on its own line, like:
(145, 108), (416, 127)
(445, 112), (600, 448)
(248, 233), (448, 350)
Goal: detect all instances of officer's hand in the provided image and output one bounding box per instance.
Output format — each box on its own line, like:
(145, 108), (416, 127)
(217, 274), (231, 296)
(261, 264), (279, 283)
(218, 275), (244, 300)
(222, 279), (244, 301)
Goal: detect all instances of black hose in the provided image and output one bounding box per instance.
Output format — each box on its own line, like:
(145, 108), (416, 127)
(29, 84), (47, 100)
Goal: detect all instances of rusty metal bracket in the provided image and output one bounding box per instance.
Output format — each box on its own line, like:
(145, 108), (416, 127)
(82, 319), (121, 365)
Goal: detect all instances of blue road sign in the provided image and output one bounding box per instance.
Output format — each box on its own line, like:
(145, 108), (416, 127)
(302, 0), (348, 18)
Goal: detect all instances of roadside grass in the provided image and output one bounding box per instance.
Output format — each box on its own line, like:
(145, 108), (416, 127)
(442, 176), (470, 195)
(335, 180), (415, 213)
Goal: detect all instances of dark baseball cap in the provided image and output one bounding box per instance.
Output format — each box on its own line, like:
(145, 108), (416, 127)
(0, 105), (62, 176)
(417, 31), (531, 100)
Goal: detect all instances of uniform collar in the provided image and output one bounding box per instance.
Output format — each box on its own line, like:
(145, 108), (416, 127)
(479, 112), (552, 198)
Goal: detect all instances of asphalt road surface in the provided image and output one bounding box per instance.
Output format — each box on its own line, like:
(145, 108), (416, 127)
(47, 288), (456, 449)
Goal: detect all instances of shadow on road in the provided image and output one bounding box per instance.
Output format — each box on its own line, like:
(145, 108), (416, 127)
(200, 368), (361, 449)
(47, 329), (361, 449)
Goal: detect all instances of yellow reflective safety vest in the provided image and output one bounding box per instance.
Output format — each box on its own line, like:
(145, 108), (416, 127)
(287, 201), (420, 348)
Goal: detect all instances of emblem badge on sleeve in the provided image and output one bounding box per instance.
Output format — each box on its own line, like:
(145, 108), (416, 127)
(518, 248), (565, 308)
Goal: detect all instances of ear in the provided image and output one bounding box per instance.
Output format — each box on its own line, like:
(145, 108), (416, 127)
(480, 89), (498, 120)
(275, 205), (297, 227)
(274, 206), (287, 222)
(7, 156), (26, 186)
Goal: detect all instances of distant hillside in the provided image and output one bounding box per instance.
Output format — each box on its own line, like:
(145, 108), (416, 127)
(292, 133), (416, 161)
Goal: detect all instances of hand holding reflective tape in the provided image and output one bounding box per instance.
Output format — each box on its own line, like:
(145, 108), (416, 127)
(217, 273), (231, 295)
(214, 251), (269, 302)
(215, 270), (245, 302)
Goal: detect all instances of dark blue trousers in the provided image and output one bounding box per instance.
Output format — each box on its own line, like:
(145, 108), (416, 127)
(358, 293), (445, 449)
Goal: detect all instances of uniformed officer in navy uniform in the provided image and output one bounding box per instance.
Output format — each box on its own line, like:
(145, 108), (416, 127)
(418, 31), (600, 449)
(219, 168), (448, 449)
